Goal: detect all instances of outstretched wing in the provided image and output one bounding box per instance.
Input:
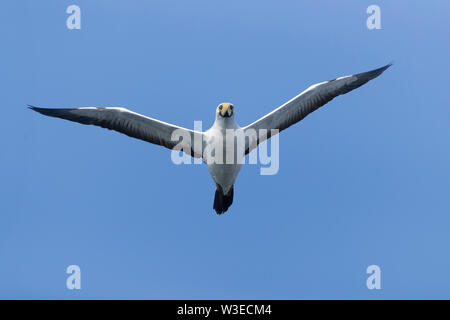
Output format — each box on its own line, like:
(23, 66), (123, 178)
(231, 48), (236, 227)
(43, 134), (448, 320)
(244, 64), (391, 154)
(29, 106), (203, 157)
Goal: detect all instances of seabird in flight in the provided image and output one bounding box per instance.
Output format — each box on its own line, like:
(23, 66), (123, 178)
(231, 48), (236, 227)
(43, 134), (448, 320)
(30, 63), (391, 214)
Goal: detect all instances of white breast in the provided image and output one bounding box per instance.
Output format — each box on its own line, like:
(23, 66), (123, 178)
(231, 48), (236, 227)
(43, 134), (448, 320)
(204, 120), (244, 194)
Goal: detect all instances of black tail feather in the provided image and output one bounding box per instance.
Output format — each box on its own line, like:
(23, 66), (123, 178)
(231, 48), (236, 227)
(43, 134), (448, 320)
(213, 186), (234, 214)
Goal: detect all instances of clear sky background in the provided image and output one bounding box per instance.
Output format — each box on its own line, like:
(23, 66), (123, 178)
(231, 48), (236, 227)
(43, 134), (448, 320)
(1, 0), (449, 299)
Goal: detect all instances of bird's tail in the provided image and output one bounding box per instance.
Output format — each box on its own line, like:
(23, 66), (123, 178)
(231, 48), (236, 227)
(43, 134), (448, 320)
(213, 186), (234, 214)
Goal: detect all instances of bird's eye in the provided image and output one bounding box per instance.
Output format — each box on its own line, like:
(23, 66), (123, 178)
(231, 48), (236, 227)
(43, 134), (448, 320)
(219, 105), (223, 110)
(230, 105), (234, 110)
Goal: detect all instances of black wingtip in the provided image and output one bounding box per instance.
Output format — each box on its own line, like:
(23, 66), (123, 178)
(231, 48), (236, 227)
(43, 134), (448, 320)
(28, 105), (45, 113)
(361, 62), (392, 81)
(381, 62), (393, 73)
(28, 105), (55, 117)
(376, 62), (393, 74)
(28, 105), (47, 116)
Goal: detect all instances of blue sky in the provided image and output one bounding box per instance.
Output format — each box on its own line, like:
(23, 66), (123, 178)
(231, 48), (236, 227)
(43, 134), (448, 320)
(1, 0), (449, 299)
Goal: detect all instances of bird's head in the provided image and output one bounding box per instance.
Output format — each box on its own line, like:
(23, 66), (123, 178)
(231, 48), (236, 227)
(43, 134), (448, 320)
(216, 103), (234, 118)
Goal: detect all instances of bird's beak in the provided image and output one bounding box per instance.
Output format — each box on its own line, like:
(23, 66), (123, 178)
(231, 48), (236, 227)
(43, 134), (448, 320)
(220, 104), (232, 117)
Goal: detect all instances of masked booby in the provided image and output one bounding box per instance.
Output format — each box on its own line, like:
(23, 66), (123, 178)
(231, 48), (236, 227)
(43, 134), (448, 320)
(30, 63), (391, 214)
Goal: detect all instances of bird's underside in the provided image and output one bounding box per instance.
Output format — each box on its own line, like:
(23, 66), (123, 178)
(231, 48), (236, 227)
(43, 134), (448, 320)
(30, 63), (391, 215)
